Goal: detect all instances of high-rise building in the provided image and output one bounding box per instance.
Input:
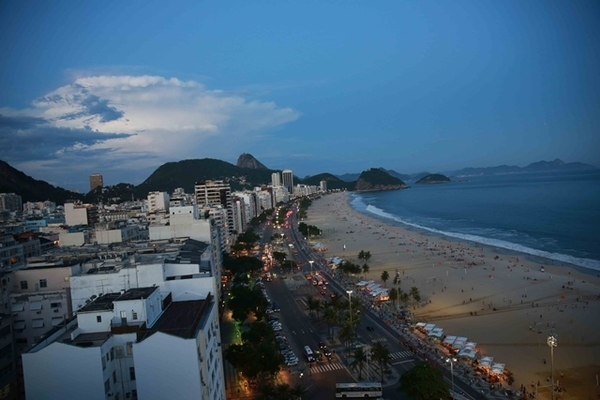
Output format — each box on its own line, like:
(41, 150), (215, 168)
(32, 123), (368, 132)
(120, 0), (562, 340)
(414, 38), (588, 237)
(147, 191), (170, 213)
(271, 172), (281, 187)
(89, 173), (103, 191)
(194, 181), (234, 244)
(282, 170), (293, 194)
(0, 192), (22, 212)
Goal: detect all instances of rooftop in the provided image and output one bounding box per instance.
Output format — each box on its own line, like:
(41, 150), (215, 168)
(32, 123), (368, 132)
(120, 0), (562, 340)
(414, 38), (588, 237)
(115, 286), (158, 301)
(78, 292), (121, 312)
(137, 294), (213, 341)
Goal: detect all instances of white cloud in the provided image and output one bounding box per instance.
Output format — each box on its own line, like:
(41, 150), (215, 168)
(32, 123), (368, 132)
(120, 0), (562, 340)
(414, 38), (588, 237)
(0, 74), (300, 189)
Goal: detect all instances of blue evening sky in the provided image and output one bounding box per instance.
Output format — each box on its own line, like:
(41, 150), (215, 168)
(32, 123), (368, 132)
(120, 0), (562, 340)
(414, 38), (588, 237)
(1, 1), (599, 191)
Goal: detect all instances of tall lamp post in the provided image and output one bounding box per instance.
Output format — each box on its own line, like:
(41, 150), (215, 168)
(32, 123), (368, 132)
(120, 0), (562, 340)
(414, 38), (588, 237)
(446, 357), (457, 396)
(309, 260), (314, 274)
(346, 290), (353, 326)
(547, 335), (557, 400)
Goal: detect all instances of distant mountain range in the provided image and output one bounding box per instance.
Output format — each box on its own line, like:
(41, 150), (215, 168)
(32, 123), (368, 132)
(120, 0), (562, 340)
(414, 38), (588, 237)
(449, 158), (597, 177)
(0, 155), (596, 204)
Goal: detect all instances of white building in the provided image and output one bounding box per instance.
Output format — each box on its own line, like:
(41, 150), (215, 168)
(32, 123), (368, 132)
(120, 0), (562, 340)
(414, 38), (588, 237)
(147, 192), (169, 213)
(23, 286), (225, 400)
(65, 202), (97, 226)
(271, 172), (281, 187)
(282, 170), (294, 194)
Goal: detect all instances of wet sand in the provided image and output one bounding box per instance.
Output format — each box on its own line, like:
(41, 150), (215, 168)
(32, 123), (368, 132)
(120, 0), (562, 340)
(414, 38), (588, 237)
(306, 192), (600, 399)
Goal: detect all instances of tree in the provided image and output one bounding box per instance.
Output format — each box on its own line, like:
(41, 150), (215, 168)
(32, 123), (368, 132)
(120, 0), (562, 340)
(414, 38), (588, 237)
(371, 342), (391, 383)
(323, 305), (341, 338)
(398, 362), (451, 400)
(388, 287), (398, 310)
(410, 286), (421, 305)
(400, 292), (410, 308)
(338, 322), (354, 349)
(362, 264), (370, 274)
(381, 270), (389, 287)
(350, 346), (368, 380)
(272, 251), (287, 263)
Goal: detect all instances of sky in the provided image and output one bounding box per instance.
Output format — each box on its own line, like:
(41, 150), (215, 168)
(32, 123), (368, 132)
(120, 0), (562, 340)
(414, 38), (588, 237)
(1, 1), (599, 192)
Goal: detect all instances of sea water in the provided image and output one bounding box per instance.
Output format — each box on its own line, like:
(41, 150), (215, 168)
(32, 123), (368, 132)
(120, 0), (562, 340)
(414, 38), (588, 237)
(349, 170), (600, 273)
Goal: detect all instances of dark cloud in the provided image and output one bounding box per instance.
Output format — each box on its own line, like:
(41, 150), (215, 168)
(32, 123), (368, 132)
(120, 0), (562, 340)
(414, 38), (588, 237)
(0, 114), (131, 162)
(58, 95), (124, 123)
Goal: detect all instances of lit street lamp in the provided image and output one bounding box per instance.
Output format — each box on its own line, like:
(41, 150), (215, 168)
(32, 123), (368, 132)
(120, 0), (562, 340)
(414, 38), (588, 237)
(346, 290), (353, 327)
(547, 335), (557, 400)
(446, 357), (457, 396)
(309, 260), (314, 274)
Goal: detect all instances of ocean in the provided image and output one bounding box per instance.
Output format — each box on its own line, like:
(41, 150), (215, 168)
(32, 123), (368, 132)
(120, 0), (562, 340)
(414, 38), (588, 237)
(349, 170), (600, 273)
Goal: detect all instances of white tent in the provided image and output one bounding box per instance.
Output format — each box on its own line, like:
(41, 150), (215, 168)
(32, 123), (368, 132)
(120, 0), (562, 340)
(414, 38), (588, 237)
(452, 337), (468, 350)
(458, 345), (478, 359)
(479, 356), (494, 368)
(443, 335), (457, 345)
(415, 322), (426, 328)
(428, 328), (444, 338)
(491, 363), (505, 375)
(423, 323), (436, 332)
(357, 280), (374, 287)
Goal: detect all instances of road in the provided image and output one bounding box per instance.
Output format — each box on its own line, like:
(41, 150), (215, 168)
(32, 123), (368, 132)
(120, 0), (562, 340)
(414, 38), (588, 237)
(282, 204), (488, 400)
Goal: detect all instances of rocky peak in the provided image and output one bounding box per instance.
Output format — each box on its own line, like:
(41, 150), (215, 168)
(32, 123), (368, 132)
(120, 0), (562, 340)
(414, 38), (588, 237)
(236, 153), (268, 170)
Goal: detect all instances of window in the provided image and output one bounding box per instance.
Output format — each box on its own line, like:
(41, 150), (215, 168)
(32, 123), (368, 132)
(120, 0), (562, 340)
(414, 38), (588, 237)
(120, 310), (126, 319)
(112, 370), (117, 384)
(20, 281), (27, 290)
(132, 311), (138, 320)
(110, 348), (114, 360)
(126, 342), (133, 356)
(104, 379), (110, 393)
(129, 366), (136, 381)
(50, 302), (62, 308)
(39, 279), (47, 288)
(96, 315), (102, 323)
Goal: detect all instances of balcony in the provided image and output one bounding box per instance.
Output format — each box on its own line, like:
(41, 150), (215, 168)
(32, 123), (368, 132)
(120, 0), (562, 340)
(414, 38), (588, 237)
(110, 320), (146, 335)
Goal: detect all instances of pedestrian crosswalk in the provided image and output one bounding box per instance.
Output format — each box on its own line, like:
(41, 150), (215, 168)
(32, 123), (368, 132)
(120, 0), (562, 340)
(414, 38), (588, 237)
(371, 338), (387, 343)
(389, 350), (413, 360)
(310, 362), (344, 374)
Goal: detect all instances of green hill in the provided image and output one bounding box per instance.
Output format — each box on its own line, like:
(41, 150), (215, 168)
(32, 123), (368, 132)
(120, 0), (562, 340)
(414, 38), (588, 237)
(301, 173), (354, 190)
(355, 168), (407, 191)
(415, 174), (450, 184)
(0, 160), (84, 204)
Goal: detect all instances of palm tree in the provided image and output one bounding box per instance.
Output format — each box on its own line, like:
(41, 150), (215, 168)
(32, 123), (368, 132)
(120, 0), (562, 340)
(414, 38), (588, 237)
(323, 305), (340, 338)
(381, 270), (389, 287)
(410, 286), (421, 306)
(289, 384), (307, 399)
(400, 291), (410, 309)
(350, 346), (368, 380)
(338, 322), (354, 349)
(388, 287), (398, 310)
(306, 296), (319, 317)
(362, 264), (369, 274)
(314, 298), (323, 321)
(371, 342), (391, 383)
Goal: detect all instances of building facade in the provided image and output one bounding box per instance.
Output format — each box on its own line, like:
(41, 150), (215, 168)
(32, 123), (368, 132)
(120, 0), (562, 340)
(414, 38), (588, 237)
(282, 170), (293, 194)
(89, 174), (104, 191)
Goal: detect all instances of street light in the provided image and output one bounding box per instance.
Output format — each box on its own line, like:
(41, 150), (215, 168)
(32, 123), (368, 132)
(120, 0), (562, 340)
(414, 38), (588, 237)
(446, 357), (457, 396)
(547, 335), (557, 400)
(346, 290), (353, 327)
(309, 260), (314, 274)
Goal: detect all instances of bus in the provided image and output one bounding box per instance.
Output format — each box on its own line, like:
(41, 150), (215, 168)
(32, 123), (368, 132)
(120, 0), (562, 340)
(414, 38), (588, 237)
(335, 382), (383, 398)
(303, 345), (315, 362)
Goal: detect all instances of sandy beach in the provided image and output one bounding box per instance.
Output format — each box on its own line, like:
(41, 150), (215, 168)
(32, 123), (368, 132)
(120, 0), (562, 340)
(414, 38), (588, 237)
(305, 192), (600, 400)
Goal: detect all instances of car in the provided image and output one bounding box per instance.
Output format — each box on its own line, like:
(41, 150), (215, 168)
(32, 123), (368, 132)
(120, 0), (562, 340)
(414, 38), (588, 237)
(323, 348), (332, 358)
(330, 293), (337, 299)
(318, 341), (327, 349)
(272, 326), (282, 331)
(272, 302), (281, 312)
(265, 308), (273, 314)
(286, 359), (298, 366)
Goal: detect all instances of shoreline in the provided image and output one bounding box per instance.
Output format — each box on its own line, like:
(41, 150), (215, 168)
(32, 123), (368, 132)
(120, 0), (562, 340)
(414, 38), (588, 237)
(305, 192), (600, 400)
(351, 193), (600, 275)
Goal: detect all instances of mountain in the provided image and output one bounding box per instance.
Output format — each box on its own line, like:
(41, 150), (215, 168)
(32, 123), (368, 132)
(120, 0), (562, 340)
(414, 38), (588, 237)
(451, 159), (597, 177)
(0, 160), (84, 204)
(415, 174), (451, 184)
(135, 158), (277, 195)
(236, 153), (268, 170)
(337, 168), (428, 183)
(301, 173), (354, 190)
(355, 168), (407, 191)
